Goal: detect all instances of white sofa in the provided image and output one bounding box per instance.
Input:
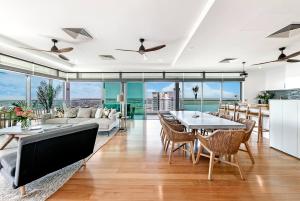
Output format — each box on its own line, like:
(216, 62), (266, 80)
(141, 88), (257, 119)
(43, 107), (119, 133)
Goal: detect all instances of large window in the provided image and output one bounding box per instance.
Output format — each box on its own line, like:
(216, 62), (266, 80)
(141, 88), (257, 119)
(222, 82), (241, 103)
(103, 82), (121, 111)
(145, 82), (175, 113)
(0, 69), (26, 107)
(181, 82), (202, 111)
(52, 79), (64, 108)
(203, 82), (221, 112)
(70, 82), (103, 107)
(126, 82), (144, 119)
(31, 75), (49, 109)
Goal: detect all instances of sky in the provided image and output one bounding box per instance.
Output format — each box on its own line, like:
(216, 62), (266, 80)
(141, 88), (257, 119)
(0, 69), (240, 101)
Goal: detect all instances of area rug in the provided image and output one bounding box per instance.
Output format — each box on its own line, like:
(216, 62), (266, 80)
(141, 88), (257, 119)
(0, 127), (119, 201)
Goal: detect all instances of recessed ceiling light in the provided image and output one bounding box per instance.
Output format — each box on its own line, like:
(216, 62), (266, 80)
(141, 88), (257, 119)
(268, 24), (300, 38)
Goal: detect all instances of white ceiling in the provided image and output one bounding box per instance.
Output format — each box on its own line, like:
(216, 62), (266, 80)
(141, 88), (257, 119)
(1, 0), (300, 72)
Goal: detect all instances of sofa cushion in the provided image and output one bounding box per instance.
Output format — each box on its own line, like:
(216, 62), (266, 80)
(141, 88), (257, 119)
(77, 108), (92, 118)
(0, 152), (17, 176)
(95, 108), (103, 118)
(64, 108), (78, 118)
(84, 118), (114, 129)
(91, 108), (97, 118)
(45, 118), (69, 124)
(67, 118), (92, 124)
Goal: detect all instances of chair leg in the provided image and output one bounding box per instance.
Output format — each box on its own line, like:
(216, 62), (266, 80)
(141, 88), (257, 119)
(234, 154), (245, 180)
(165, 140), (170, 152)
(208, 152), (215, 180)
(20, 186), (26, 196)
(195, 144), (203, 164)
(169, 142), (175, 164)
(189, 141), (195, 164)
(244, 142), (255, 164)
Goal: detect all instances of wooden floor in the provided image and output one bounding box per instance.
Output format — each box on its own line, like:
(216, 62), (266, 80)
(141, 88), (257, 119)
(49, 120), (300, 201)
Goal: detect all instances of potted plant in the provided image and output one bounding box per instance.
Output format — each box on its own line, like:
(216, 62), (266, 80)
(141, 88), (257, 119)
(36, 81), (61, 113)
(12, 101), (34, 130)
(256, 91), (274, 104)
(192, 85), (199, 100)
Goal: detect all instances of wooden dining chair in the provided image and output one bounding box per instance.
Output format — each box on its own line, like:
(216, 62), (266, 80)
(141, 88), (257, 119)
(195, 130), (246, 180)
(219, 114), (234, 121)
(237, 118), (256, 164)
(161, 119), (196, 164)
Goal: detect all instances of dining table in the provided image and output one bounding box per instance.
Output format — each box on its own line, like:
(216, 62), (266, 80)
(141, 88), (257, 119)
(169, 111), (246, 132)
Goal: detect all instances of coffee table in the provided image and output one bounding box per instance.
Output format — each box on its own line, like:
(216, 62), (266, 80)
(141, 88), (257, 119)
(0, 124), (73, 150)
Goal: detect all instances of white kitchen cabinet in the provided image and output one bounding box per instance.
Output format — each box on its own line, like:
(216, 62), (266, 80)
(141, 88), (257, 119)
(270, 100), (299, 159)
(282, 101), (298, 157)
(269, 100), (283, 151)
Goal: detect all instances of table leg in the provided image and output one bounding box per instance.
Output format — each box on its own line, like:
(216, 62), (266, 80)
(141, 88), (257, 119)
(0, 134), (15, 150)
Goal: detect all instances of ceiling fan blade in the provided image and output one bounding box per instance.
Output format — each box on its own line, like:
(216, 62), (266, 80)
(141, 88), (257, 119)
(57, 47), (74, 53)
(251, 60), (279, 66)
(58, 54), (69, 61)
(19, 47), (51, 53)
(287, 59), (300, 63)
(145, 45), (166, 52)
(115, 49), (138, 52)
(284, 51), (300, 60)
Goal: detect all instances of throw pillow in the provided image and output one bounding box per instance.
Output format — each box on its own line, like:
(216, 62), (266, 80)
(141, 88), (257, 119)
(102, 108), (110, 118)
(91, 108), (97, 118)
(63, 108), (78, 118)
(77, 108), (92, 118)
(95, 108), (104, 119)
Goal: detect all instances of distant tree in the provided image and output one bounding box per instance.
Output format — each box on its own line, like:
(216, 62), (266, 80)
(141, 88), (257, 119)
(36, 81), (61, 113)
(192, 85), (199, 99)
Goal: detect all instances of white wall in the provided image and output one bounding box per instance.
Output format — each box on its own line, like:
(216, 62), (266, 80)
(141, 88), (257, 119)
(244, 69), (266, 103)
(244, 63), (300, 103)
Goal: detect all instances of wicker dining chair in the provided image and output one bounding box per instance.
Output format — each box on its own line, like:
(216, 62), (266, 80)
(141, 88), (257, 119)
(161, 119), (196, 164)
(237, 118), (256, 164)
(158, 113), (181, 143)
(195, 130), (246, 180)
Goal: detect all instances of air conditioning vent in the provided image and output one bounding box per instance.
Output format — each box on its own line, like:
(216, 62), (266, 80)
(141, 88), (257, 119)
(62, 28), (93, 40)
(219, 58), (237, 63)
(268, 24), (300, 38)
(99, 55), (116, 60)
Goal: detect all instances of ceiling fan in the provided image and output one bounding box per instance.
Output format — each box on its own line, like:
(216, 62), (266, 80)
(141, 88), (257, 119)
(252, 47), (300, 66)
(240, 62), (248, 78)
(20, 39), (73, 61)
(116, 38), (166, 59)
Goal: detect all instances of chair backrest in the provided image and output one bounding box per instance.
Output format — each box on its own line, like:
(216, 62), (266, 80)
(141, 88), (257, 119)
(14, 123), (99, 188)
(205, 130), (245, 155)
(220, 114), (234, 121)
(237, 118), (256, 142)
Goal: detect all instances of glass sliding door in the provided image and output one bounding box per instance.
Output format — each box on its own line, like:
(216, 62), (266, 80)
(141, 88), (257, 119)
(202, 82), (221, 112)
(181, 82), (202, 111)
(126, 82), (144, 119)
(103, 82), (121, 111)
